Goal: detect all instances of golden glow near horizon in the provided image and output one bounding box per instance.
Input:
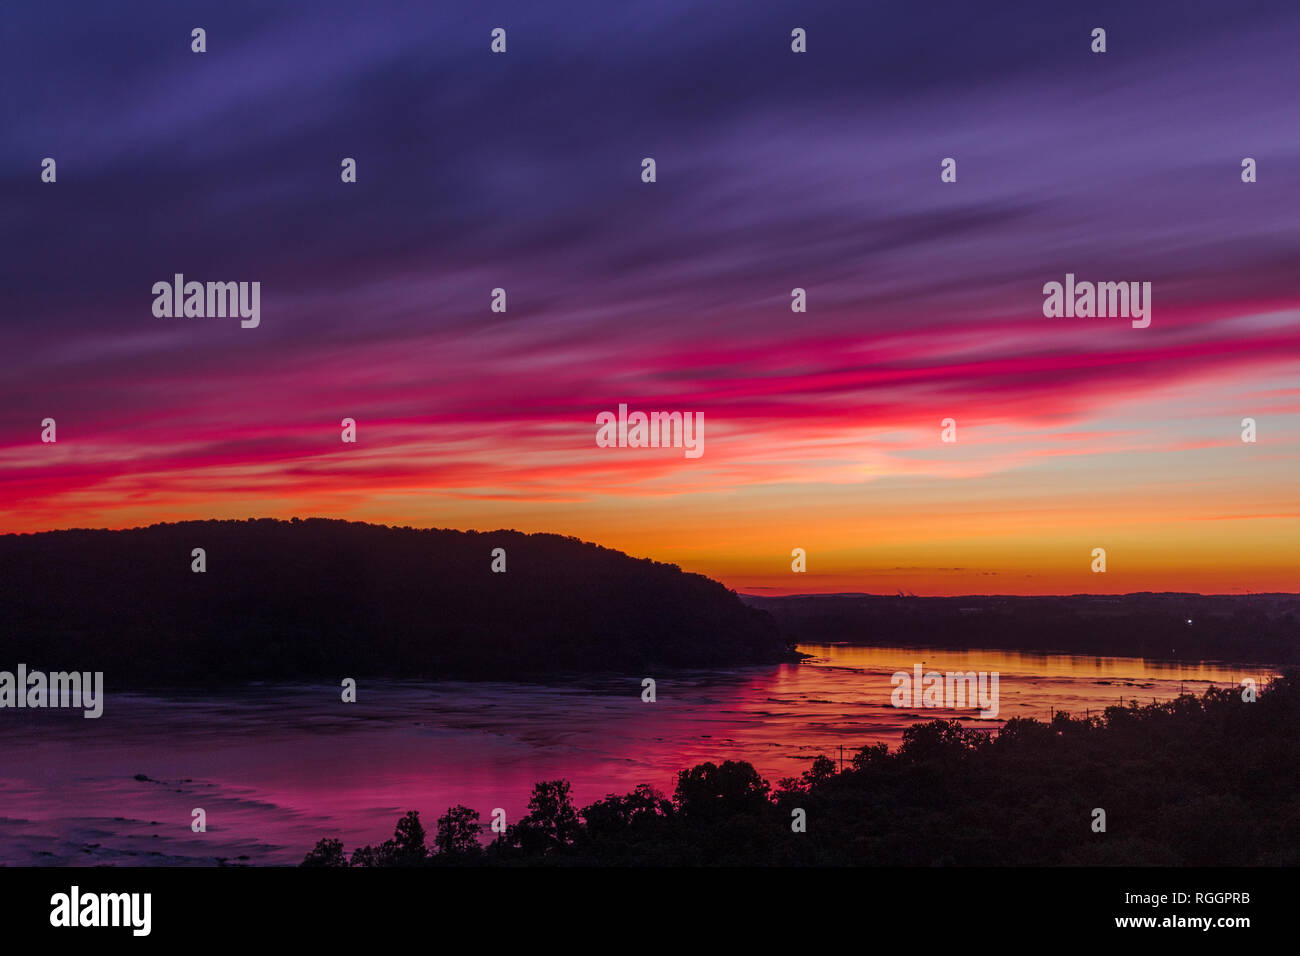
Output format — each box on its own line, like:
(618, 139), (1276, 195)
(4, 327), (1298, 596)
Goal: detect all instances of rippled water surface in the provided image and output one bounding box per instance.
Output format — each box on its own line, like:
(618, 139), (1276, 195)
(0, 645), (1276, 865)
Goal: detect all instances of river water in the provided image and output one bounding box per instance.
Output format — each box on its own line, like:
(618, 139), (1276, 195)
(0, 645), (1276, 865)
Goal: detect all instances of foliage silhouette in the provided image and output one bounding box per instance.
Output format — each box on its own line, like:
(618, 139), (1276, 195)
(309, 673), (1300, 866)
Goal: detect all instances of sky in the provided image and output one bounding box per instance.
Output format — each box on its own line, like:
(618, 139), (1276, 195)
(2, 0), (1298, 595)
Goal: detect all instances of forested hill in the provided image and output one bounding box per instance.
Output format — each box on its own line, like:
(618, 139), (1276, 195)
(743, 593), (1299, 664)
(0, 519), (794, 684)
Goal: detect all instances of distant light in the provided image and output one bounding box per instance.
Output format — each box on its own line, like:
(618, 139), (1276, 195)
(1186, 619), (1193, 625)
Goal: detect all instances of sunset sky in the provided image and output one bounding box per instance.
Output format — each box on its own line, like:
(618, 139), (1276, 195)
(3, 0), (1298, 595)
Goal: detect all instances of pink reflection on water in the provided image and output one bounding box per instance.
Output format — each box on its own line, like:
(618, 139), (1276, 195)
(0, 645), (1276, 865)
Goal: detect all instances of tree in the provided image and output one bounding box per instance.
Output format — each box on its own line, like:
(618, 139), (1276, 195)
(673, 760), (771, 821)
(851, 741), (890, 771)
(434, 805), (482, 859)
(802, 754), (837, 786)
(581, 785), (672, 835)
(301, 837), (347, 867)
(349, 810), (427, 866)
(897, 719), (988, 763)
(391, 810), (427, 864)
(514, 780), (579, 856)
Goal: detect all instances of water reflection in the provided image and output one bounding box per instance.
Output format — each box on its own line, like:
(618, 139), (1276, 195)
(0, 645), (1277, 865)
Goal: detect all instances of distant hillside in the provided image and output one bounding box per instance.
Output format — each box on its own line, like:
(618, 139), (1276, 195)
(742, 593), (1300, 664)
(0, 519), (794, 684)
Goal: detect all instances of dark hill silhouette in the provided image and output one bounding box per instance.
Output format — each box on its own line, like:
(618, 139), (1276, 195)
(0, 519), (794, 684)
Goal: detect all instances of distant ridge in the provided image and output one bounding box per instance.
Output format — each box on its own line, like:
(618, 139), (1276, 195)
(742, 593), (1299, 664)
(0, 519), (795, 685)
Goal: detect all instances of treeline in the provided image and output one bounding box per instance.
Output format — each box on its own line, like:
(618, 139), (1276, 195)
(304, 671), (1300, 866)
(0, 519), (793, 685)
(744, 593), (1300, 664)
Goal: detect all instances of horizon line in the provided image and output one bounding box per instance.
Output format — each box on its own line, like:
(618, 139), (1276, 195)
(2, 517), (1295, 600)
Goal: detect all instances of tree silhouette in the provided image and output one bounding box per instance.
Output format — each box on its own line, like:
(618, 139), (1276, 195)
(350, 810), (427, 866)
(300, 837), (347, 867)
(511, 780), (580, 857)
(673, 760), (771, 821)
(303, 673), (1300, 867)
(434, 805), (482, 860)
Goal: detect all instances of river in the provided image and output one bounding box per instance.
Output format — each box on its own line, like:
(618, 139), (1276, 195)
(0, 644), (1277, 865)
